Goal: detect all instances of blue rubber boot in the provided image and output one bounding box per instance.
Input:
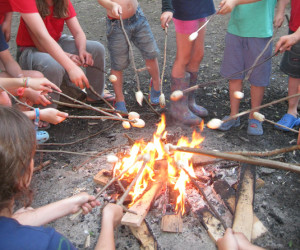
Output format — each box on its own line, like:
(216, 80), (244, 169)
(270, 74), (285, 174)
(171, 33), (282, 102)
(170, 73), (202, 126)
(149, 78), (161, 105)
(114, 101), (128, 113)
(187, 72), (208, 118)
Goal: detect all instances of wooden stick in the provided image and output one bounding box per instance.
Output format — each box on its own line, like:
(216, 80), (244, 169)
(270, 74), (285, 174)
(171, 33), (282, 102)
(172, 146), (300, 174)
(117, 159), (148, 206)
(175, 161), (227, 229)
(67, 115), (134, 123)
(143, 95), (161, 116)
(51, 99), (127, 116)
(88, 85), (115, 110)
(136, 67), (148, 73)
(33, 160), (51, 172)
(222, 93), (300, 124)
(70, 154), (145, 220)
(52, 90), (118, 117)
(160, 27), (168, 95)
(228, 145), (300, 157)
(123, 133), (135, 145)
(264, 117), (299, 133)
(36, 149), (98, 157)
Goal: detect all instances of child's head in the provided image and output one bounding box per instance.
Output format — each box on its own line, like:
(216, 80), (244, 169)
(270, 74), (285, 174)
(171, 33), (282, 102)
(0, 106), (36, 212)
(36, 0), (69, 19)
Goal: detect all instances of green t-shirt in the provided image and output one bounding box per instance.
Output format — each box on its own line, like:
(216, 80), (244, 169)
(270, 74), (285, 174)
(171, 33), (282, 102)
(228, 0), (277, 38)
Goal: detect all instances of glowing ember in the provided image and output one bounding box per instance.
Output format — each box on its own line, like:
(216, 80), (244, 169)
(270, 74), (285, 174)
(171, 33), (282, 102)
(113, 114), (205, 213)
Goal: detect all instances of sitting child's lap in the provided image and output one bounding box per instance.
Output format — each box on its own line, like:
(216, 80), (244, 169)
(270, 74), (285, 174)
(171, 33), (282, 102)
(220, 32), (272, 87)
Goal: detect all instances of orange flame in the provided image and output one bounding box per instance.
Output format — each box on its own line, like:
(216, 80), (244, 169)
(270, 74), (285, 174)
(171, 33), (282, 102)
(113, 114), (204, 213)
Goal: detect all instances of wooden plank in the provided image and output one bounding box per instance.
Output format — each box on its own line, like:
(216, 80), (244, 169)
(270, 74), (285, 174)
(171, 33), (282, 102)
(161, 213), (183, 233)
(232, 164), (255, 241)
(130, 220), (157, 250)
(93, 169), (112, 185)
(192, 154), (216, 165)
(213, 180), (267, 240)
(121, 182), (163, 227)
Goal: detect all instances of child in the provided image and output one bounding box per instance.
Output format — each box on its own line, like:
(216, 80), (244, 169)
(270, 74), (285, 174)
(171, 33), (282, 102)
(0, 105), (123, 249)
(217, 0), (283, 135)
(16, 0), (113, 126)
(161, 0), (215, 126)
(274, 0), (300, 131)
(97, 0), (161, 113)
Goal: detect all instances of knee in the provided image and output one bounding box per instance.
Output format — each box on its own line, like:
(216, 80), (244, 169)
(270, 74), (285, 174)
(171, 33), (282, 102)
(27, 70), (44, 78)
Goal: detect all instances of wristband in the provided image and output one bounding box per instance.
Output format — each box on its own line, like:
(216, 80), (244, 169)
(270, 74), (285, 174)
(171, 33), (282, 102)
(34, 108), (40, 129)
(16, 87), (25, 97)
(23, 77), (30, 88)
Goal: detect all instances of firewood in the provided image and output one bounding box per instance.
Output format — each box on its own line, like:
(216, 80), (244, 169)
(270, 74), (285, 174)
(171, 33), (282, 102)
(213, 180), (267, 240)
(192, 154), (217, 165)
(161, 213), (183, 233)
(33, 160), (51, 172)
(121, 181), (163, 227)
(93, 169), (112, 186)
(232, 164), (255, 241)
(129, 221), (157, 250)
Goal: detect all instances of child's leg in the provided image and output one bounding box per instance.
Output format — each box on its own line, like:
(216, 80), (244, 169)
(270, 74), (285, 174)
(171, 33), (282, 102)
(249, 85), (265, 119)
(287, 77), (300, 117)
(229, 79), (243, 117)
(145, 58), (160, 91)
(111, 70), (124, 102)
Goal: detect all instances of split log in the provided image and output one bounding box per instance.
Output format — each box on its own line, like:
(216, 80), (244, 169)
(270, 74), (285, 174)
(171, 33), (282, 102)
(232, 164), (255, 241)
(129, 220), (157, 250)
(161, 213), (183, 233)
(213, 180), (267, 240)
(93, 169), (112, 186)
(121, 181), (163, 227)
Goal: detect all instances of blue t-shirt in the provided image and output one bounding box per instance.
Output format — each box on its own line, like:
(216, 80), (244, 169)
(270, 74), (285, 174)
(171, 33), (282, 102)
(0, 28), (9, 52)
(172, 0), (215, 21)
(0, 217), (76, 250)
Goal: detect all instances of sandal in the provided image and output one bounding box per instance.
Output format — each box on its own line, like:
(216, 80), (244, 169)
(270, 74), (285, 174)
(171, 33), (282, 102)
(247, 119), (263, 136)
(149, 78), (160, 105)
(36, 130), (49, 144)
(275, 113), (300, 131)
(218, 116), (240, 131)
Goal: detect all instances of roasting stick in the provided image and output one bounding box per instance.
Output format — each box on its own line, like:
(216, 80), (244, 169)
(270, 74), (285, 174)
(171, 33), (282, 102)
(168, 145), (300, 174)
(253, 112), (299, 133)
(70, 154), (147, 220)
(175, 161), (228, 230)
(159, 27), (168, 108)
(67, 115), (134, 123)
(117, 153), (151, 205)
(89, 85), (115, 110)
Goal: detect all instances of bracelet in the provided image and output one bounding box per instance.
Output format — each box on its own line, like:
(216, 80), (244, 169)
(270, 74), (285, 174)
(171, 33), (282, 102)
(16, 87), (25, 97)
(34, 108), (40, 129)
(23, 77), (30, 88)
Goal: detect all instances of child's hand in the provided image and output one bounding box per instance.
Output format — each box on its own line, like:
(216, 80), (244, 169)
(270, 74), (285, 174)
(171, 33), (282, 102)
(67, 66), (90, 89)
(218, 0), (238, 15)
(40, 108), (68, 124)
(70, 192), (101, 215)
(23, 89), (51, 106)
(217, 228), (239, 250)
(27, 77), (61, 93)
(160, 11), (173, 29)
(110, 2), (122, 18)
(102, 203), (123, 228)
(275, 33), (299, 53)
(79, 51), (94, 67)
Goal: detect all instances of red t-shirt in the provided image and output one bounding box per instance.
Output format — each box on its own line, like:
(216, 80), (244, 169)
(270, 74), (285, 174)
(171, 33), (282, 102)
(290, 0), (300, 32)
(0, 0), (38, 14)
(16, 1), (76, 47)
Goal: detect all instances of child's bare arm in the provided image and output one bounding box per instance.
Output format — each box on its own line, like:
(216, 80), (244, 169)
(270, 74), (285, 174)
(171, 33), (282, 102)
(274, 0), (289, 28)
(98, 0), (122, 18)
(0, 50), (23, 78)
(12, 192), (100, 226)
(161, 0), (173, 28)
(275, 27), (300, 53)
(95, 204), (123, 250)
(1, 12), (12, 42)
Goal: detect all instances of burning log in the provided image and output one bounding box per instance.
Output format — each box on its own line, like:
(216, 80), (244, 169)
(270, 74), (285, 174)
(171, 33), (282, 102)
(232, 164), (255, 241)
(93, 169), (112, 186)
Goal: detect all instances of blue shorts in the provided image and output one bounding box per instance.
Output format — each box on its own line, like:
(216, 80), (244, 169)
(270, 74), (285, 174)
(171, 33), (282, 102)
(106, 6), (160, 71)
(220, 32), (273, 87)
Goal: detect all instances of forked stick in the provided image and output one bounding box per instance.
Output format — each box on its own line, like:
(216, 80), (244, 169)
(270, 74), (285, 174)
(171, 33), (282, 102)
(88, 85), (115, 110)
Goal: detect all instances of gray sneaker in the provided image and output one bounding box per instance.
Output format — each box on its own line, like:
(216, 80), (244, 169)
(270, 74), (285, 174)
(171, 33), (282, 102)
(218, 116), (240, 131)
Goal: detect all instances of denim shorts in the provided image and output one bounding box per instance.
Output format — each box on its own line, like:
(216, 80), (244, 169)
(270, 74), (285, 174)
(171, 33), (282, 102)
(280, 30), (300, 79)
(220, 32), (273, 87)
(106, 6), (159, 71)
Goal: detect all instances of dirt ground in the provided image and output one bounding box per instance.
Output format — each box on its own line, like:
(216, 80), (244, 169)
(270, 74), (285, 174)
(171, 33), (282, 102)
(9, 0), (300, 249)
